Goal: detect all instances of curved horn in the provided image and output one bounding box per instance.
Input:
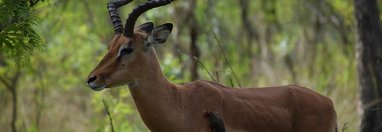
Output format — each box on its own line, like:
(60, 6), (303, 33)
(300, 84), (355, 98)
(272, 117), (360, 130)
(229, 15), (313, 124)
(124, 0), (173, 37)
(107, 0), (133, 34)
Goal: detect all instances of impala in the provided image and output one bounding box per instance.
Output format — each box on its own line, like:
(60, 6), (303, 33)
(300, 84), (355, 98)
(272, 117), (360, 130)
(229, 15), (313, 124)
(87, 0), (337, 131)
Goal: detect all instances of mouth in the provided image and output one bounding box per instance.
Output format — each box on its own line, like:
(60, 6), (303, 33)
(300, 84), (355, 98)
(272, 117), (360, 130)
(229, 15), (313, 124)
(88, 83), (106, 91)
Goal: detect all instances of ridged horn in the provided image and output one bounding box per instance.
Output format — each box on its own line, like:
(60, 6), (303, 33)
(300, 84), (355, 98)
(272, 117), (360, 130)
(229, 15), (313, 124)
(107, 0), (133, 34)
(123, 0), (173, 37)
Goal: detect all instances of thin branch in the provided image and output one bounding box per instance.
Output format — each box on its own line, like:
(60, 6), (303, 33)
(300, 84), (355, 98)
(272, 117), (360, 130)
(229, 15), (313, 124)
(82, 0), (96, 28)
(102, 99), (115, 132)
(229, 78), (234, 87)
(212, 33), (242, 88)
(0, 75), (12, 91)
(193, 56), (216, 82)
(341, 122), (348, 132)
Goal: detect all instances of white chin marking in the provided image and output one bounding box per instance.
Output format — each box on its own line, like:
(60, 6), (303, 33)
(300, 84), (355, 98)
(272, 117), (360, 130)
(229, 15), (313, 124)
(88, 83), (106, 91)
(93, 87), (105, 91)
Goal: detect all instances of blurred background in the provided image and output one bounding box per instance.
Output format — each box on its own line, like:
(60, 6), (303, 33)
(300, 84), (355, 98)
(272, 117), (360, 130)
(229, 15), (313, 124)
(1, 0), (381, 131)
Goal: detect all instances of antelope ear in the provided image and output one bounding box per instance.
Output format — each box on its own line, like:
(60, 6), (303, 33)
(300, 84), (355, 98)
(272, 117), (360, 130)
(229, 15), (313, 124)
(136, 22), (154, 34)
(146, 23), (173, 47)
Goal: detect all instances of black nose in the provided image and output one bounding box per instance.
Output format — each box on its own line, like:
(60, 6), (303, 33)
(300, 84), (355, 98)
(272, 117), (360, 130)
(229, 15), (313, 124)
(87, 76), (97, 84)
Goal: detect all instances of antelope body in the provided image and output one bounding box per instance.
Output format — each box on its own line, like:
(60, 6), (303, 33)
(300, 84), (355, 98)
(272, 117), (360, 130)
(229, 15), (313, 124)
(87, 0), (337, 131)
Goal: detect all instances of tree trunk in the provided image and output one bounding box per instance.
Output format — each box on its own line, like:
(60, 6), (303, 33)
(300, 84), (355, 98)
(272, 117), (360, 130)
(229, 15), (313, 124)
(188, 0), (200, 81)
(10, 86), (17, 132)
(354, 0), (382, 131)
(238, 0), (259, 58)
(0, 70), (20, 132)
(190, 25), (200, 81)
(10, 71), (20, 132)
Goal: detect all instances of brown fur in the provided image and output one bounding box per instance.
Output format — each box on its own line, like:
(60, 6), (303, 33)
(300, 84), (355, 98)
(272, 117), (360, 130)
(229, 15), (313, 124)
(88, 28), (337, 132)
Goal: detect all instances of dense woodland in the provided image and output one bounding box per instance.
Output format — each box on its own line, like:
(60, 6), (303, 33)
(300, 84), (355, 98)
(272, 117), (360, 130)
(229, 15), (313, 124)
(1, 0), (382, 131)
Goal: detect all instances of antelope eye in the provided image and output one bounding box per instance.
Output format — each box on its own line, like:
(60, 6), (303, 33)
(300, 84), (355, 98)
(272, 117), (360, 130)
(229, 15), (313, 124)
(119, 47), (134, 56)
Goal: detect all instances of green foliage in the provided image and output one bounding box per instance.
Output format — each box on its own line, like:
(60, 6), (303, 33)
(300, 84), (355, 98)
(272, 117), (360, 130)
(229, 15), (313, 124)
(0, 0), (47, 65)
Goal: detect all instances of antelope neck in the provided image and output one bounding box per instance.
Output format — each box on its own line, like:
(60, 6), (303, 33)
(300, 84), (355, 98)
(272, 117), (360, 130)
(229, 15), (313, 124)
(128, 49), (174, 95)
(127, 50), (184, 130)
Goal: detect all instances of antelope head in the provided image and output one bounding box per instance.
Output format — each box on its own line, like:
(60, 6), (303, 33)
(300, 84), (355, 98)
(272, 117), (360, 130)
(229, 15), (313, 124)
(87, 0), (173, 91)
